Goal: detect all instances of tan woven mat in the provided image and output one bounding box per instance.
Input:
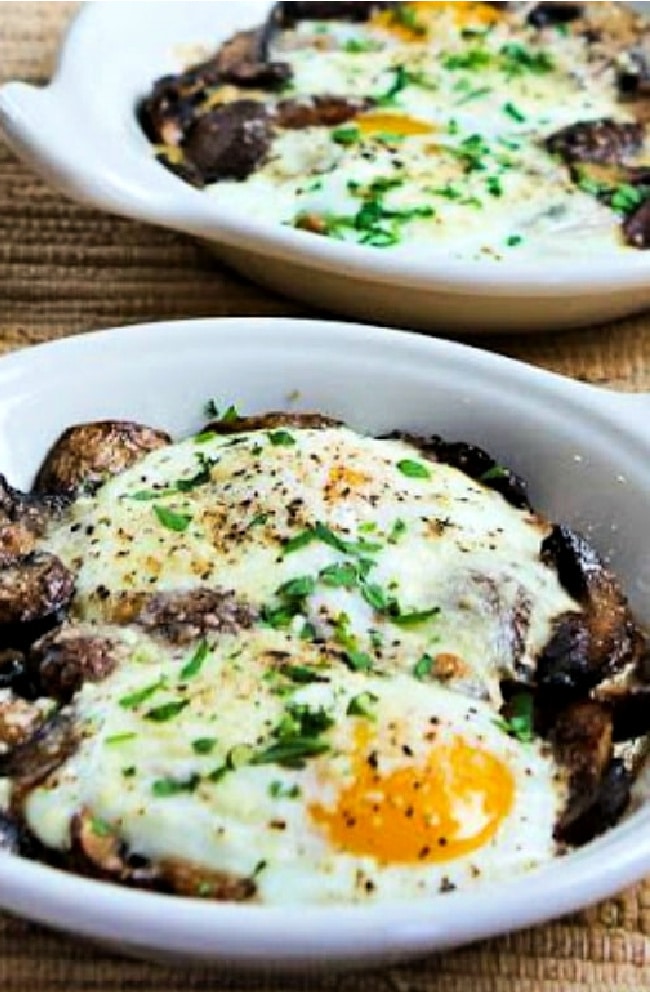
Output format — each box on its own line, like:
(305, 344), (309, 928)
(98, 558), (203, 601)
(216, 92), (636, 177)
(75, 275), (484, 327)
(1, 3), (650, 990)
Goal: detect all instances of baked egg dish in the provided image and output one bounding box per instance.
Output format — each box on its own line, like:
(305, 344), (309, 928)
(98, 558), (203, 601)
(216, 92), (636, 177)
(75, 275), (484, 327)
(139, 2), (650, 260)
(0, 411), (647, 904)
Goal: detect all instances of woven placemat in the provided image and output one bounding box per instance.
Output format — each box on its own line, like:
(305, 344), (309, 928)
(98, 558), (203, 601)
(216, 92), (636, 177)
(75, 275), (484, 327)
(1, 4), (650, 990)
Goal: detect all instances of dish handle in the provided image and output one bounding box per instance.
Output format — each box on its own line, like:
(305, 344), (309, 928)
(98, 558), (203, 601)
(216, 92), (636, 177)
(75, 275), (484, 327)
(0, 81), (221, 237)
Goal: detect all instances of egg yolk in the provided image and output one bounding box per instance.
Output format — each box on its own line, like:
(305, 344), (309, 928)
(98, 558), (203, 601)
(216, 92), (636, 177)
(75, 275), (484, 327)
(356, 113), (436, 138)
(311, 736), (514, 864)
(373, 1), (501, 41)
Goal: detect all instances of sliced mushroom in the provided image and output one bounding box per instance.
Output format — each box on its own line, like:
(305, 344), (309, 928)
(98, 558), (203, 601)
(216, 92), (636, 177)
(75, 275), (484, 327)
(382, 432), (531, 511)
(0, 710), (77, 792)
(157, 859), (258, 901)
(183, 101), (273, 183)
(552, 700), (616, 842)
(213, 27), (291, 89)
(272, 2), (395, 28)
(0, 553), (74, 652)
(138, 68), (216, 147)
(204, 412), (342, 436)
(0, 651), (32, 697)
(31, 629), (118, 704)
(527, 3), (583, 28)
(0, 692), (50, 751)
(34, 421), (171, 497)
(0, 474), (70, 535)
(546, 118), (645, 167)
(623, 197), (650, 248)
(557, 758), (631, 847)
(276, 95), (374, 129)
(537, 526), (638, 699)
(67, 811), (161, 888)
(137, 589), (259, 645)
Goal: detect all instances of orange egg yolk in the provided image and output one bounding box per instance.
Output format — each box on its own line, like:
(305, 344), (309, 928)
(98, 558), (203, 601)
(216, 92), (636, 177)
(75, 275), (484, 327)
(311, 736), (514, 864)
(356, 112), (436, 138)
(373, 1), (501, 40)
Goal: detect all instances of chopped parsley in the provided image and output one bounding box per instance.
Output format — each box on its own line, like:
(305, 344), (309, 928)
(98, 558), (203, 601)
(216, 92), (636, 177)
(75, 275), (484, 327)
(283, 522), (381, 558)
(347, 692), (379, 719)
(180, 640), (210, 681)
(332, 125), (360, 146)
(397, 459), (431, 480)
(152, 774), (201, 798)
(192, 737), (218, 755)
(413, 654), (436, 681)
(278, 664), (329, 685)
(319, 561), (359, 589)
(105, 732), (137, 746)
(144, 700), (190, 723)
(377, 64), (411, 106)
(388, 519), (408, 544)
(506, 234), (523, 248)
(392, 607), (441, 628)
(251, 738), (330, 769)
(481, 465), (509, 482)
(153, 505), (192, 533)
(119, 680), (165, 710)
(252, 704), (333, 769)
(496, 694), (535, 744)
(267, 430), (296, 447)
(503, 101), (527, 124)
(90, 816), (113, 838)
(269, 781), (302, 800)
(343, 37), (382, 54)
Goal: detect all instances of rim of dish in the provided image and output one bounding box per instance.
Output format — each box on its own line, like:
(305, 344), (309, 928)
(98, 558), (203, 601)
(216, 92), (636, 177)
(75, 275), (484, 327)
(30, 1), (650, 292)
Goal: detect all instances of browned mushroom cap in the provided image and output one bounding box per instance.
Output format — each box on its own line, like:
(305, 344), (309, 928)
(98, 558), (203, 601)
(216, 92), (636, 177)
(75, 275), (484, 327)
(157, 859), (257, 901)
(552, 700), (619, 843)
(0, 710), (77, 791)
(273, 2), (395, 27)
(213, 27), (291, 89)
(31, 628), (118, 704)
(537, 526), (639, 700)
(138, 48), (230, 148)
(67, 811), (161, 888)
(33, 421), (171, 497)
(623, 198), (650, 248)
(183, 102), (273, 183)
(276, 95), (375, 130)
(137, 589), (259, 646)
(0, 474), (70, 536)
(382, 432), (531, 511)
(204, 412), (342, 436)
(0, 553), (74, 629)
(545, 118), (645, 167)
(0, 692), (49, 751)
(67, 810), (257, 899)
(527, 3), (583, 28)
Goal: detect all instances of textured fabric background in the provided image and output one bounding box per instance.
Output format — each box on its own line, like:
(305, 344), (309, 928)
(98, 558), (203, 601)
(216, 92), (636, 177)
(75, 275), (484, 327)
(0, 4), (649, 990)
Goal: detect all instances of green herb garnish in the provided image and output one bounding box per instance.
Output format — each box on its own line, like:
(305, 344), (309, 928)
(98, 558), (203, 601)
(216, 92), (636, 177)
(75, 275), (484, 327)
(397, 459), (431, 480)
(119, 680), (165, 710)
(267, 430), (297, 447)
(332, 125), (360, 146)
(90, 817), (113, 838)
(192, 738), (218, 755)
(269, 781), (302, 800)
(180, 640), (210, 681)
(496, 694), (535, 744)
(145, 700), (190, 723)
(413, 654), (436, 681)
(105, 732), (137, 746)
(347, 692), (379, 719)
(152, 774), (200, 798)
(153, 505), (192, 533)
(503, 101), (527, 123)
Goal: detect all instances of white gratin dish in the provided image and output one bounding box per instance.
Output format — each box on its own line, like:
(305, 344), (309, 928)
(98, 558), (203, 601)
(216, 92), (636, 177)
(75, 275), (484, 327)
(0, 316), (648, 969)
(3, 1), (650, 334)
